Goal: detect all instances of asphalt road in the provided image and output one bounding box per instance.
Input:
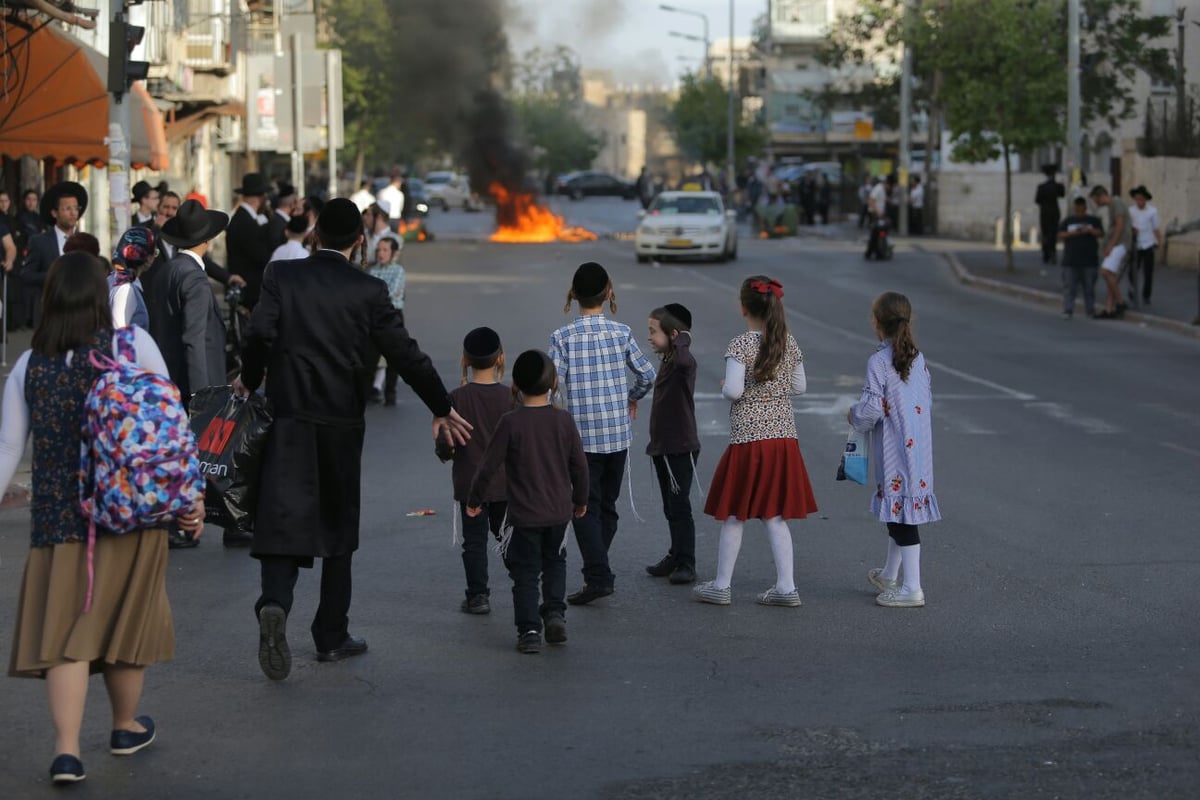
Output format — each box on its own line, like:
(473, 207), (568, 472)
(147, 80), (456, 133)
(1, 201), (1199, 798)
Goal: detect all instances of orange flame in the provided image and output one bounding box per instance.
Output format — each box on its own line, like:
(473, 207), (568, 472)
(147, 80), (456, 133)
(397, 218), (428, 242)
(488, 183), (597, 243)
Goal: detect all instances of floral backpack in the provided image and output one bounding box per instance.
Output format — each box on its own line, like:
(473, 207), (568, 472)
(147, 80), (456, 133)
(78, 328), (204, 610)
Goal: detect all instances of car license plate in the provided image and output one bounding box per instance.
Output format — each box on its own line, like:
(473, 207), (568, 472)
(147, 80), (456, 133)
(667, 238), (692, 247)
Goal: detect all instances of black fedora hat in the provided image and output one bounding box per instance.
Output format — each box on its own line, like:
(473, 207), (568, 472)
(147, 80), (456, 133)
(1130, 185), (1153, 200)
(161, 199), (229, 249)
(40, 181), (88, 226)
(235, 172), (271, 196)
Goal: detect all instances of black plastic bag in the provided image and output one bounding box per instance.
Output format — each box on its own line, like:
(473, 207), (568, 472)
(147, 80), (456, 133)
(188, 386), (273, 534)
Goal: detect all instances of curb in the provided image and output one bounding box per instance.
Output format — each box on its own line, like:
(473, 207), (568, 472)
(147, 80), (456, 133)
(940, 251), (1200, 340)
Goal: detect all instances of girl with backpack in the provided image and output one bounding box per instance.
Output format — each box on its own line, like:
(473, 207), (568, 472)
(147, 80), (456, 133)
(0, 252), (205, 785)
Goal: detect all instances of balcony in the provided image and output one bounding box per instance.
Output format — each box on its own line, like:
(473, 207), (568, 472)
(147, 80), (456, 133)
(183, 0), (234, 74)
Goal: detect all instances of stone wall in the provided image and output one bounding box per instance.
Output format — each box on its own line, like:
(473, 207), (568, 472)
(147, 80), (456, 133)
(935, 171), (1045, 243)
(1120, 145), (1200, 269)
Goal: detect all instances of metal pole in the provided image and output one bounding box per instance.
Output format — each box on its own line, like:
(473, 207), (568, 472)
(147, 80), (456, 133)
(1067, 0), (1081, 189)
(290, 32), (304, 193)
(703, 15), (711, 79)
(109, 7), (133, 241)
(2, 274), (8, 367)
(1177, 8), (1187, 146)
(326, 49), (339, 199)
(726, 0), (735, 194)
(898, 0), (914, 236)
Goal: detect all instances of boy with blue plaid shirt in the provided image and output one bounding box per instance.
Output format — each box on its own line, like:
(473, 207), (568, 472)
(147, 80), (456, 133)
(550, 262), (656, 605)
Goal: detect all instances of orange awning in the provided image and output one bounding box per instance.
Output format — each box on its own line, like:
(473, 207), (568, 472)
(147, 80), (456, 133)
(0, 18), (109, 164)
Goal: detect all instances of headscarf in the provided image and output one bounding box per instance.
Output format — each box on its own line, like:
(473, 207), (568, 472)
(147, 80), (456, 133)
(111, 225), (157, 285)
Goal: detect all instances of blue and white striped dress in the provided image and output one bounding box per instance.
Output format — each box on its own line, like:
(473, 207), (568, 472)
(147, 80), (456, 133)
(849, 344), (942, 525)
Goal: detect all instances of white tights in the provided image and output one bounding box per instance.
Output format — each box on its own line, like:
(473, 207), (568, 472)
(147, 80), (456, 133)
(714, 516), (796, 593)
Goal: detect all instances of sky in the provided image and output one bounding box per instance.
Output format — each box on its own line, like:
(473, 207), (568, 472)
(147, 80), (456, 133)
(506, 0), (764, 87)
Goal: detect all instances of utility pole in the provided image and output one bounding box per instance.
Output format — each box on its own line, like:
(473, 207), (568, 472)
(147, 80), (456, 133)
(898, 0), (915, 236)
(1177, 8), (1187, 147)
(107, 2), (149, 239)
(327, 49), (341, 199)
(290, 32), (304, 193)
(726, 0), (735, 194)
(1067, 0), (1082, 189)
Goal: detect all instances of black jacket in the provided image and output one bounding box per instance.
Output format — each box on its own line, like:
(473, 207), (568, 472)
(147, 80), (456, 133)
(242, 249), (452, 559)
(21, 229), (60, 286)
(225, 206), (274, 308)
(146, 251), (227, 400)
(646, 331), (700, 457)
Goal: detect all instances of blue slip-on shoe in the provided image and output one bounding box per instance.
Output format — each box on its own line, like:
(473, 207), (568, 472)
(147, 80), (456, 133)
(49, 754), (85, 784)
(110, 715), (156, 755)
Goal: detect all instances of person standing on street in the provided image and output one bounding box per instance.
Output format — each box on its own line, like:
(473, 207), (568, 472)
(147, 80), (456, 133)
(22, 182), (86, 327)
(1057, 196), (1103, 320)
(377, 170), (406, 227)
(235, 198), (471, 681)
(1090, 185), (1133, 319)
(909, 176), (925, 236)
(1035, 165), (1065, 265)
(269, 215), (312, 263)
(267, 181), (298, 250)
(1128, 186), (1162, 307)
(349, 181), (375, 212)
(636, 166), (654, 210)
(225, 173), (275, 310)
(131, 181), (159, 227)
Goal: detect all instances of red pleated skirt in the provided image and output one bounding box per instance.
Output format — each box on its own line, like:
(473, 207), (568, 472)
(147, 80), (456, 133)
(704, 438), (819, 521)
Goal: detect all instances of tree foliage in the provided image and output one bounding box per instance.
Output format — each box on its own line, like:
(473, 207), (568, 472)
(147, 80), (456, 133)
(668, 74), (766, 168)
(510, 47), (601, 177)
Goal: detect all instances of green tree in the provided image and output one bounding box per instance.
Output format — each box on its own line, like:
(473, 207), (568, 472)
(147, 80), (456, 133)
(510, 47), (601, 178)
(668, 74), (765, 170)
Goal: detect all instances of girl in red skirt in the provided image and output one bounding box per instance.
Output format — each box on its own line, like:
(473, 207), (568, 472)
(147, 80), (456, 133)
(694, 276), (818, 607)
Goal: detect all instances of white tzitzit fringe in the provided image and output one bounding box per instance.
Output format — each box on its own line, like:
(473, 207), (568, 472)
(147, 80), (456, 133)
(625, 438), (646, 523)
(691, 452), (706, 500)
(663, 457), (682, 494)
(494, 524), (515, 558)
(451, 502), (462, 547)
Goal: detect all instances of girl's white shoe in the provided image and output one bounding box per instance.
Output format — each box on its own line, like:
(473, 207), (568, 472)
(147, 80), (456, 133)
(867, 568), (898, 592)
(876, 586), (925, 608)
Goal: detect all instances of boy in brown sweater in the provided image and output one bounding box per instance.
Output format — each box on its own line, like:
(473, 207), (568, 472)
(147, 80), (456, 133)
(467, 351), (588, 654)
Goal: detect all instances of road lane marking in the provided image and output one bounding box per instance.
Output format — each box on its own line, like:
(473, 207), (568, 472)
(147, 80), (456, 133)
(1161, 441), (1200, 458)
(1024, 402), (1121, 435)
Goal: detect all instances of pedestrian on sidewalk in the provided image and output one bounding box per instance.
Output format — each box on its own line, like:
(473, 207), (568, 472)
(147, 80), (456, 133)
(1090, 185), (1133, 319)
(694, 276), (817, 608)
(643, 303), (700, 586)
(467, 350), (588, 654)
(436, 327), (511, 615)
(269, 214), (312, 263)
(235, 198), (471, 681)
(108, 226), (156, 329)
(1035, 164), (1065, 265)
(549, 262), (656, 606)
(1057, 197), (1103, 320)
(0, 252), (205, 785)
(848, 292), (940, 608)
(909, 176), (925, 236)
(226, 172), (274, 310)
(1128, 186), (1161, 306)
(367, 235), (406, 405)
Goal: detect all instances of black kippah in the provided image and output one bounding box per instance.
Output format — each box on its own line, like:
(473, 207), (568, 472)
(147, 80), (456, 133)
(664, 303), (692, 329)
(316, 197), (362, 238)
(572, 261), (609, 298)
(463, 327), (501, 359)
(512, 350), (553, 395)
(286, 215), (309, 234)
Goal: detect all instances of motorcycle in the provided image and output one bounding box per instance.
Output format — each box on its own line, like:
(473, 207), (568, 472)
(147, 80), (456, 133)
(864, 215), (894, 261)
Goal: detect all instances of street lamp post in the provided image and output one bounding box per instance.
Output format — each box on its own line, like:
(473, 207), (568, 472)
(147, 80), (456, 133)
(660, 4), (711, 78)
(726, 0), (735, 195)
(669, 30), (708, 72)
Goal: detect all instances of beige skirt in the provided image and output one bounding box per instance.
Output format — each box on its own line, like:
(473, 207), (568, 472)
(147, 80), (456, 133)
(8, 530), (174, 679)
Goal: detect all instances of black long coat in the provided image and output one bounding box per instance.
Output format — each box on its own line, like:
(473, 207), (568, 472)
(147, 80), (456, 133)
(240, 250), (452, 560)
(145, 251), (227, 401)
(225, 206), (274, 308)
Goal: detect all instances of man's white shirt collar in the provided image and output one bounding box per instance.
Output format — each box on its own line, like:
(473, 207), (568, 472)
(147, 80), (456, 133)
(180, 249), (206, 271)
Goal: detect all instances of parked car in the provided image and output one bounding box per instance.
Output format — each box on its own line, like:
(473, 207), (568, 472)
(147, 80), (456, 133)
(556, 170), (637, 200)
(424, 171), (481, 210)
(635, 191), (738, 263)
(404, 178), (430, 217)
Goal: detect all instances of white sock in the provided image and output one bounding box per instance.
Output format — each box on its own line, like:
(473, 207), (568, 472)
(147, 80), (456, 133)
(899, 544), (922, 593)
(764, 516), (796, 594)
(714, 518), (744, 589)
(882, 539), (902, 582)
(373, 367), (385, 391)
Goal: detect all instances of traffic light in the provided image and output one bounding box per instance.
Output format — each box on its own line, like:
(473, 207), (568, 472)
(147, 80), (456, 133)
(107, 16), (149, 96)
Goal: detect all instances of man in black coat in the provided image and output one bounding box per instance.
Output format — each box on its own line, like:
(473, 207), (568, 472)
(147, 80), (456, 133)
(21, 182), (86, 327)
(1035, 164), (1066, 265)
(235, 198), (472, 681)
(225, 172), (275, 310)
(267, 181), (297, 250)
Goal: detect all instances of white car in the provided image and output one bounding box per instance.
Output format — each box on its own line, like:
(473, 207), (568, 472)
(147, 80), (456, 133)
(424, 171), (480, 211)
(635, 191), (738, 262)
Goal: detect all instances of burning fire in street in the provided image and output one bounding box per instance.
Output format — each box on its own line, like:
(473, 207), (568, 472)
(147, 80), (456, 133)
(488, 183), (597, 243)
(397, 218), (429, 242)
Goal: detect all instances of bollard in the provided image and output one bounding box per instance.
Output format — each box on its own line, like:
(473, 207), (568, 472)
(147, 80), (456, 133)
(1012, 211), (1021, 246)
(1029, 226), (1040, 247)
(994, 217), (1004, 247)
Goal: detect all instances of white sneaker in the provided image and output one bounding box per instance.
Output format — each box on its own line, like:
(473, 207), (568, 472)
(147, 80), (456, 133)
(693, 580), (732, 605)
(876, 586), (925, 608)
(756, 587), (802, 607)
(867, 568), (898, 592)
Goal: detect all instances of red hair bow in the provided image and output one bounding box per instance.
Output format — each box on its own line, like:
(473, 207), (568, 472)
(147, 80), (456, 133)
(750, 279), (784, 299)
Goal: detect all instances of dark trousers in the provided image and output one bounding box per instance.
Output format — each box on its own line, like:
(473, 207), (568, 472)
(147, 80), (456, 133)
(651, 452), (697, 570)
(1040, 214), (1060, 264)
(1135, 247), (1155, 302)
(256, 554), (353, 652)
(887, 522), (920, 546)
(461, 501), (507, 597)
(571, 450), (627, 588)
(1061, 265), (1097, 316)
(384, 367), (399, 401)
(503, 525), (567, 633)
(910, 208), (924, 236)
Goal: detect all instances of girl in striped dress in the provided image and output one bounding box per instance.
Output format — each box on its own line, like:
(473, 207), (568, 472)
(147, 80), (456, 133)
(848, 292), (941, 608)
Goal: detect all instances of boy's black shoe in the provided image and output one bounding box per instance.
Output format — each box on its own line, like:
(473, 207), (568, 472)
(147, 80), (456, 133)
(168, 529), (199, 549)
(317, 636), (368, 662)
(567, 584), (613, 605)
(517, 630), (542, 654)
(645, 555), (676, 577)
(223, 530), (254, 548)
(461, 594), (491, 614)
(543, 614), (567, 644)
(668, 564), (697, 585)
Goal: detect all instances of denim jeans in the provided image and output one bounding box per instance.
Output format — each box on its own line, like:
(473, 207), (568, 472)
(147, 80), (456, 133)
(571, 450), (627, 588)
(461, 501), (507, 598)
(503, 524), (567, 633)
(651, 452), (698, 570)
(1061, 265), (1097, 316)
